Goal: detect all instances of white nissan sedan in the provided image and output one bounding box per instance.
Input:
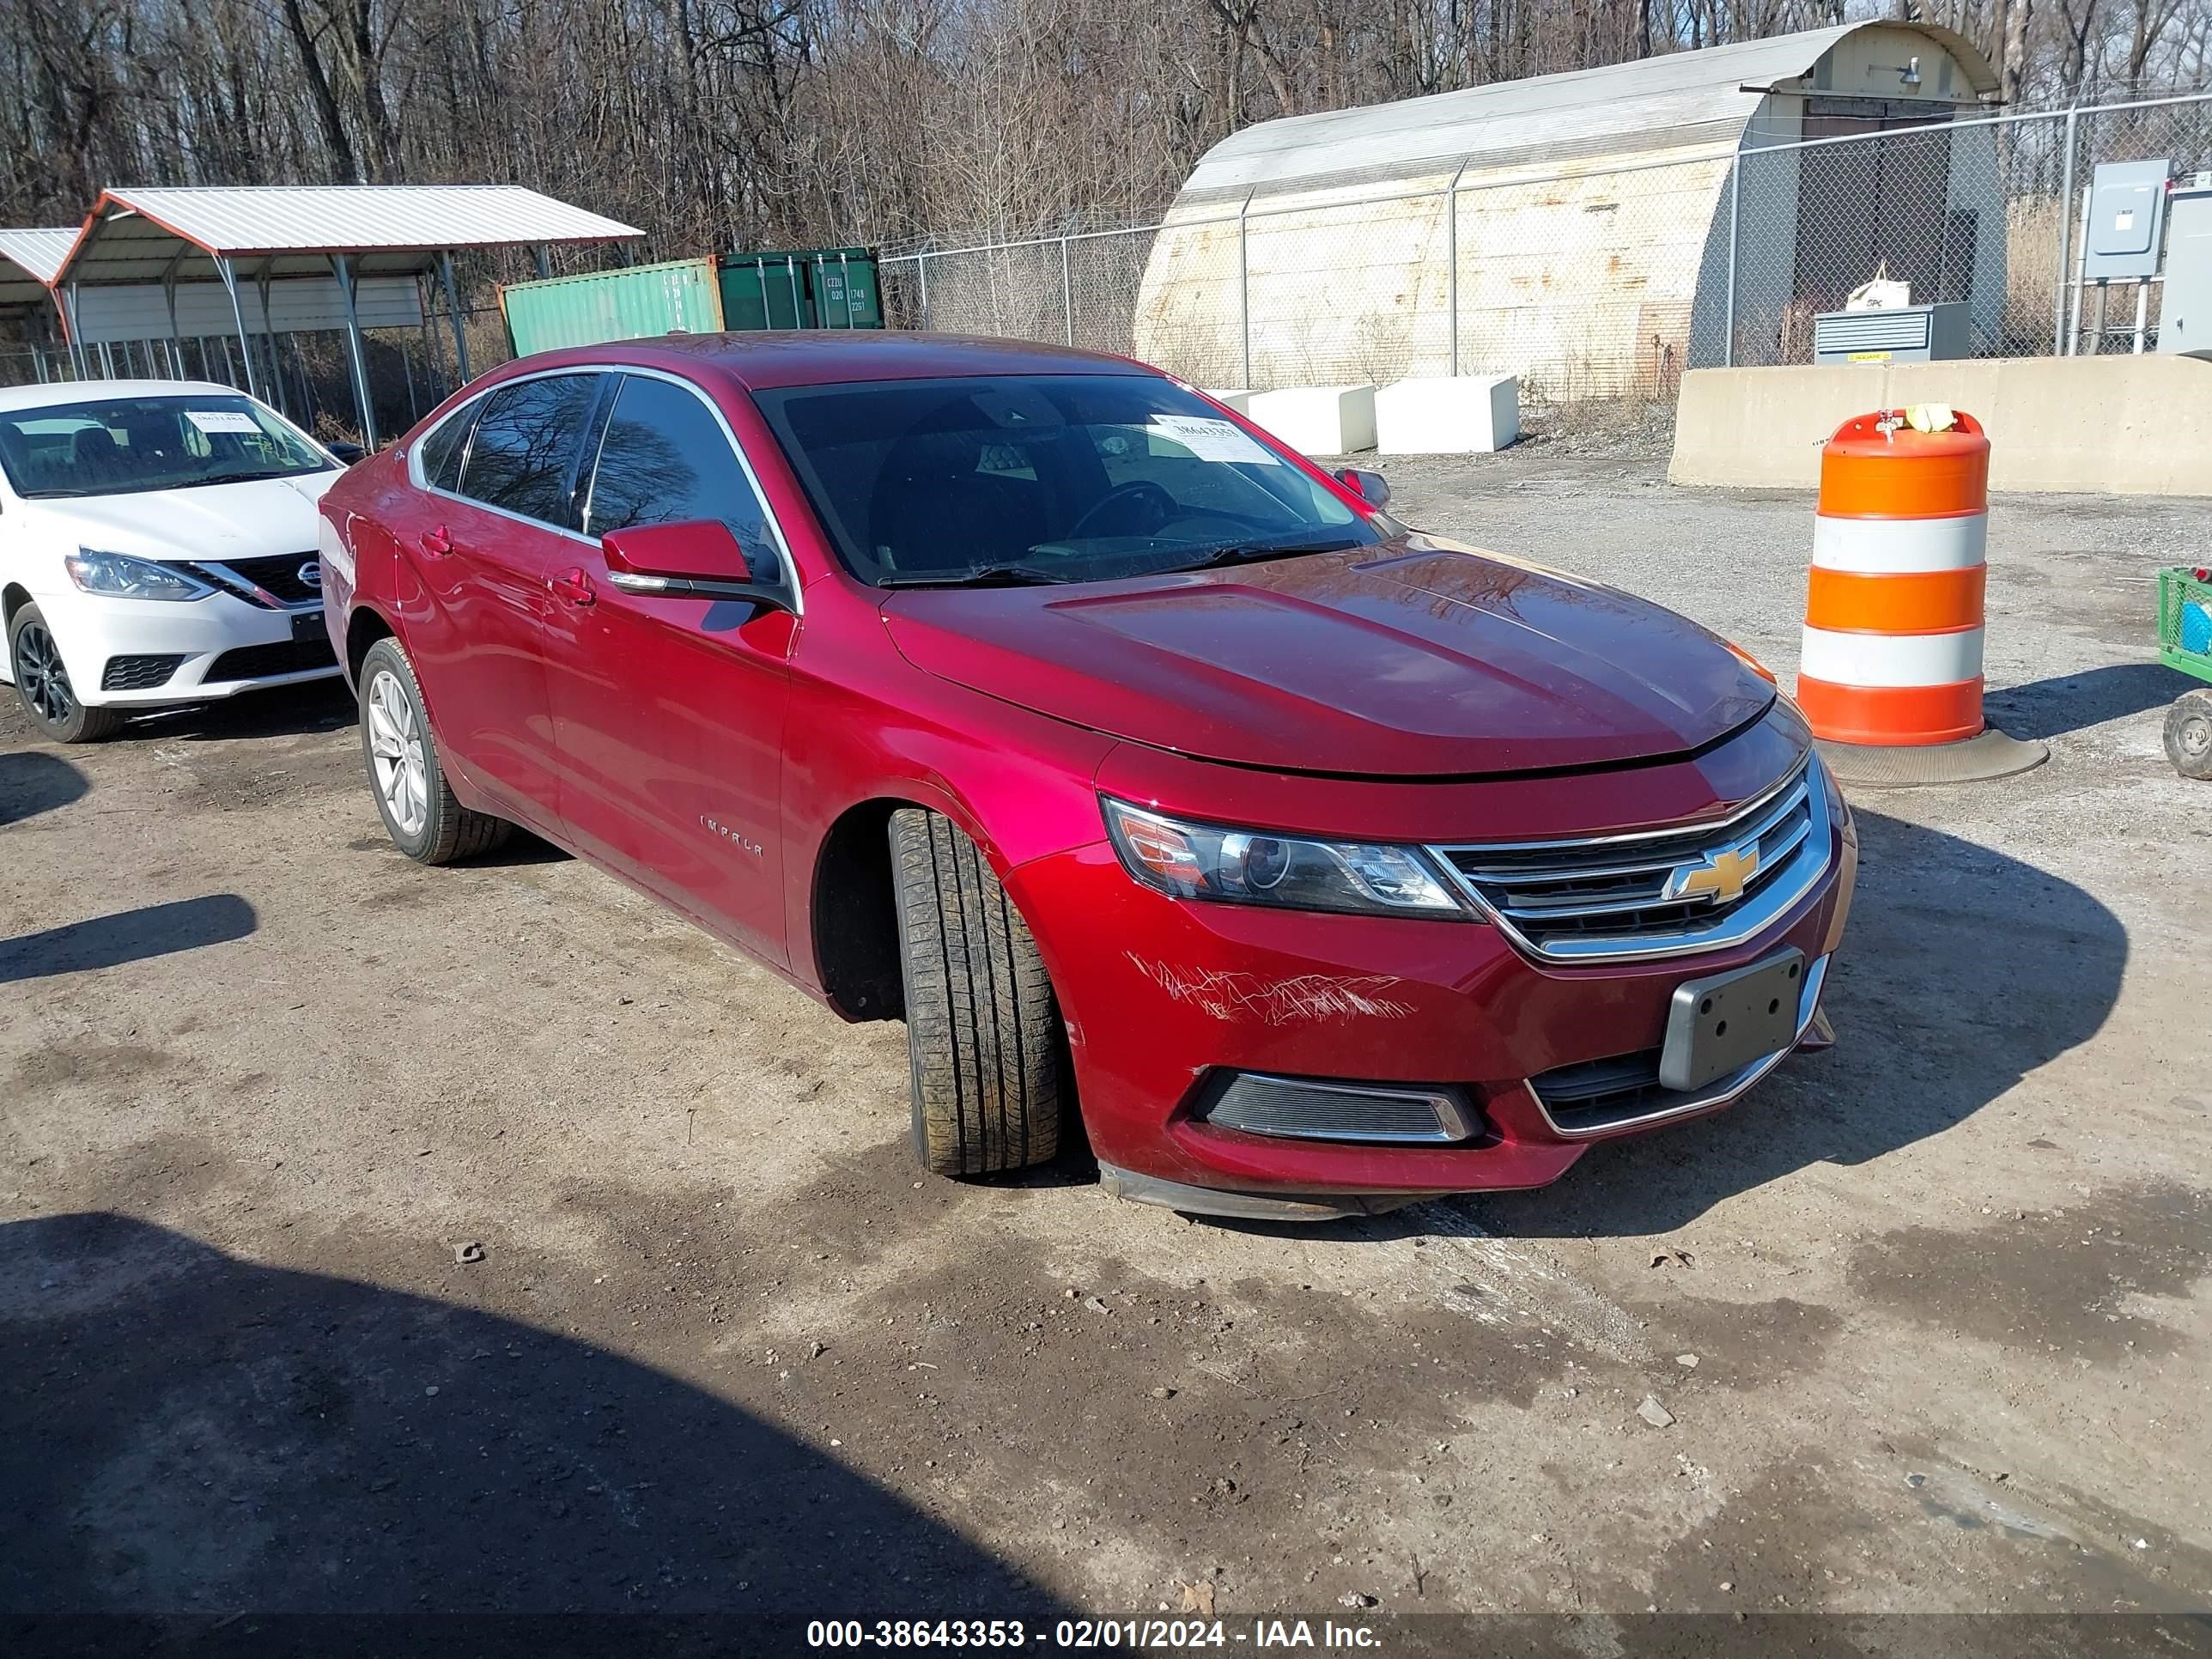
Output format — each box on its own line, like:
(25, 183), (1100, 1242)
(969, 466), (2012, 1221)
(0, 380), (349, 742)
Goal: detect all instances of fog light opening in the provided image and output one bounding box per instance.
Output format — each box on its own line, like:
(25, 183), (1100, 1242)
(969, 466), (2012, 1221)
(1199, 1073), (1477, 1145)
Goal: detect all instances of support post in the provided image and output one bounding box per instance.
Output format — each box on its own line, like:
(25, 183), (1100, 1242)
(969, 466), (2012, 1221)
(2053, 104), (2080, 358)
(533, 244), (551, 282)
(2132, 279), (2149, 354)
(217, 257), (261, 400)
(1445, 160), (1471, 378)
(917, 252), (930, 331)
(63, 283), (88, 379)
(2066, 183), (2092, 355)
(1238, 205), (1253, 389)
(438, 252), (472, 382)
(331, 254), (377, 447)
(1723, 154), (1741, 368)
(1060, 236), (1074, 346)
(839, 251), (854, 329)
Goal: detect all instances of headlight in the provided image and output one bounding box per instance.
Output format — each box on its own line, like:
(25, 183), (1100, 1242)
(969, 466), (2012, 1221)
(65, 550), (211, 602)
(1101, 797), (1467, 918)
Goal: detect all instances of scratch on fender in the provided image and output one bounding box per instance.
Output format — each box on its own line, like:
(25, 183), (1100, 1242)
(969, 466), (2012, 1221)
(1125, 953), (1411, 1024)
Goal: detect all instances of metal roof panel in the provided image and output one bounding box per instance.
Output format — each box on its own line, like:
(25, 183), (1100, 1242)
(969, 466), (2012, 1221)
(1177, 23), (1996, 204)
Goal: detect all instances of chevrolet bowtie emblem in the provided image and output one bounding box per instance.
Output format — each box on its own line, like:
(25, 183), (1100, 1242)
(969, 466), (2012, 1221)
(1668, 843), (1760, 905)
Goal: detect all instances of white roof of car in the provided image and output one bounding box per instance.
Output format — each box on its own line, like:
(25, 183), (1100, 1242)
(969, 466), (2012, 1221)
(0, 379), (254, 414)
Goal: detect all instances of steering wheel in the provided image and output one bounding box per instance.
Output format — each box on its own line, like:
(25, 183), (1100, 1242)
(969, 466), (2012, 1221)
(1068, 479), (1178, 540)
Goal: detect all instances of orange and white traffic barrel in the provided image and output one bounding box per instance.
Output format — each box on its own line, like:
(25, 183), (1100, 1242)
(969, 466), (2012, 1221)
(1796, 407), (1990, 747)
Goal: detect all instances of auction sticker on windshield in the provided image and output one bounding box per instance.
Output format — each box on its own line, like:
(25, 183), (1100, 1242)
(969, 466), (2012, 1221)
(1147, 415), (1279, 465)
(185, 409), (263, 435)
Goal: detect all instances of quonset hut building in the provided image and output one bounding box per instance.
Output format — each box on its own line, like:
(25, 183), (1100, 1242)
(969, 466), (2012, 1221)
(1133, 22), (2002, 398)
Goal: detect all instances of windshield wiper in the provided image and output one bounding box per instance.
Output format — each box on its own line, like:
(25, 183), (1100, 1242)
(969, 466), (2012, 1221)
(876, 564), (1069, 589)
(1164, 536), (1362, 573)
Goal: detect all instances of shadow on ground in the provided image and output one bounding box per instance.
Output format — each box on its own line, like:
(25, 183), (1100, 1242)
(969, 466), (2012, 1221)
(120, 679), (356, 744)
(1985, 662), (2200, 741)
(0, 750), (88, 825)
(0, 1214), (1062, 1641)
(0, 895), (257, 986)
(1445, 807), (2124, 1238)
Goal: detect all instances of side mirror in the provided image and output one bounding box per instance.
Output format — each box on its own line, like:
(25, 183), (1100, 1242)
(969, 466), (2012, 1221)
(601, 519), (790, 610)
(1335, 467), (1390, 508)
(327, 440), (367, 465)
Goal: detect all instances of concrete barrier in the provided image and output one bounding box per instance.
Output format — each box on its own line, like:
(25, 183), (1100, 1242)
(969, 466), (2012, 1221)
(1669, 355), (2212, 496)
(1205, 389), (1255, 414)
(1246, 385), (1378, 455)
(1376, 375), (1520, 454)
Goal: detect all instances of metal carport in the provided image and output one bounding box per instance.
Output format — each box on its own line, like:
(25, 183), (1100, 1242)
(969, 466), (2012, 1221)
(0, 228), (76, 379)
(53, 185), (643, 446)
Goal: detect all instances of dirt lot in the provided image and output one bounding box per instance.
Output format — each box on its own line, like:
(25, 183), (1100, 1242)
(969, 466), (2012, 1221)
(4, 454), (2211, 1648)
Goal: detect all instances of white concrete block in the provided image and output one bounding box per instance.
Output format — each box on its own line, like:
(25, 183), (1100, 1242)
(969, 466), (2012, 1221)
(1244, 385), (1378, 455)
(1375, 374), (1520, 454)
(1204, 388), (1255, 415)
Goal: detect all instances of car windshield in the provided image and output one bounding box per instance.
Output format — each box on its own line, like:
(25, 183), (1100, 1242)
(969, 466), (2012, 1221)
(751, 374), (1381, 587)
(0, 393), (332, 500)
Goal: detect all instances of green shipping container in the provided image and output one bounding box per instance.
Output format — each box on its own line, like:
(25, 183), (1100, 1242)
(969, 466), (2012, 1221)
(718, 248), (884, 331)
(500, 258), (725, 356)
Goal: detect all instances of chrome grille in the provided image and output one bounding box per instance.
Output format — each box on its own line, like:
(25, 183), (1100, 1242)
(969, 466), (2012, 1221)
(179, 554), (320, 609)
(1431, 760), (1830, 963)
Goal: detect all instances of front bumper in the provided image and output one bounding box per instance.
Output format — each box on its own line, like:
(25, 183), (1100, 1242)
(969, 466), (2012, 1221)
(1012, 787), (1856, 1220)
(15, 586), (339, 706)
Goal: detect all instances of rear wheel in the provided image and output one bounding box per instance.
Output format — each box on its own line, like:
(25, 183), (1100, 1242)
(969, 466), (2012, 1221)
(890, 807), (1063, 1176)
(358, 636), (511, 863)
(2167, 690), (2212, 781)
(9, 605), (121, 744)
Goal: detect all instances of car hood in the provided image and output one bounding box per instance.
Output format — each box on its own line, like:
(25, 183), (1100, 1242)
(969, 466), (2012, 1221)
(881, 535), (1776, 778)
(27, 472), (338, 564)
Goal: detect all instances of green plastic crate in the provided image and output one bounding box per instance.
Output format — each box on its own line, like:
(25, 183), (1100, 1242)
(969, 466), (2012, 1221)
(2158, 566), (2212, 689)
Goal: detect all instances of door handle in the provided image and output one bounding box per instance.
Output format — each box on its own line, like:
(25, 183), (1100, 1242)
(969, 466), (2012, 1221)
(550, 568), (596, 607)
(419, 525), (453, 557)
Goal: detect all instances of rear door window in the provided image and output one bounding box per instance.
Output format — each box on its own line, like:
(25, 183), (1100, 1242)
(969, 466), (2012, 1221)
(457, 374), (602, 528)
(583, 374), (780, 573)
(418, 402), (479, 493)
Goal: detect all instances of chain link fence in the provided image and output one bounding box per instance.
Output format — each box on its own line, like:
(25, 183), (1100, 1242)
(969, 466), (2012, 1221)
(0, 303), (514, 445)
(5, 93), (2203, 434)
(884, 91), (2212, 409)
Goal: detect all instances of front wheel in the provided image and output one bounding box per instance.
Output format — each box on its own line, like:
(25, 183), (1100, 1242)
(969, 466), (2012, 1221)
(9, 604), (121, 744)
(2167, 689), (2212, 781)
(890, 807), (1064, 1176)
(357, 636), (512, 862)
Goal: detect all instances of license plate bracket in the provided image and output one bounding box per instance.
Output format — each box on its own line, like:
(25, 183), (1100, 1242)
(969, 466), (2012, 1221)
(290, 608), (325, 644)
(1658, 949), (1806, 1094)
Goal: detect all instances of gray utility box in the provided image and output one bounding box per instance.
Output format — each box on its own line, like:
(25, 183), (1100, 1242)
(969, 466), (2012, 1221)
(2160, 176), (2212, 357)
(2084, 158), (2171, 282)
(1813, 301), (1972, 364)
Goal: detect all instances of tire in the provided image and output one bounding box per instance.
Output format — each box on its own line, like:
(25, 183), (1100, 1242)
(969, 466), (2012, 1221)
(8, 604), (122, 744)
(357, 636), (512, 863)
(890, 807), (1063, 1176)
(2167, 689), (2212, 781)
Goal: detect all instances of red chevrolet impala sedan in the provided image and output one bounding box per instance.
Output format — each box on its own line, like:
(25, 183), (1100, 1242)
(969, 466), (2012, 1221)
(319, 334), (1855, 1220)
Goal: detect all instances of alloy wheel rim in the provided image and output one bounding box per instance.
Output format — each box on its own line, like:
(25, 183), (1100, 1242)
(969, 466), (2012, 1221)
(15, 623), (74, 726)
(365, 668), (428, 837)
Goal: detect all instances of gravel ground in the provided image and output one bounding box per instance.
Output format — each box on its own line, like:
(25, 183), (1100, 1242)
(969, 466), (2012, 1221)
(4, 453), (2211, 1648)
